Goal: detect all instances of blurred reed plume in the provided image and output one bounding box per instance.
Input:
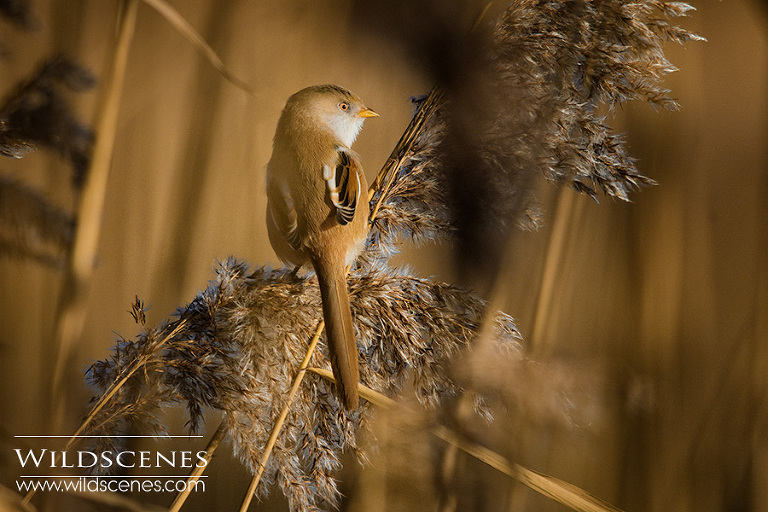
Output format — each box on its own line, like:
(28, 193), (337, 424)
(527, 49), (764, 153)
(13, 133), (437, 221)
(0, 56), (95, 265)
(79, 0), (700, 510)
(359, 0), (703, 292)
(1, 2), (94, 266)
(0, 176), (75, 265)
(0, 57), (95, 185)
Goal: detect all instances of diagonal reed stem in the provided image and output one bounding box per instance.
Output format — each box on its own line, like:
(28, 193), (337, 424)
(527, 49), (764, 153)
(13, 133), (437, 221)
(23, 318), (187, 505)
(168, 418), (228, 512)
(368, 86), (443, 215)
(431, 426), (623, 512)
(68, 319), (188, 450)
(140, 0), (253, 95)
(238, 320), (326, 512)
(309, 368), (624, 512)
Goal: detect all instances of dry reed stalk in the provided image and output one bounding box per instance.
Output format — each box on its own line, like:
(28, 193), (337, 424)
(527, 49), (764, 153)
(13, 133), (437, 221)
(311, 365), (623, 512)
(307, 367), (396, 408)
(238, 321), (325, 512)
(22, 319), (187, 505)
(47, 0), (255, 430)
(72, 319), (188, 447)
(368, 86), (443, 211)
(139, 0), (253, 95)
(431, 426), (624, 512)
(22, 1), (249, 504)
(527, 187), (585, 354)
(168, 418), (228, 512)
(48, 0), (139, 449)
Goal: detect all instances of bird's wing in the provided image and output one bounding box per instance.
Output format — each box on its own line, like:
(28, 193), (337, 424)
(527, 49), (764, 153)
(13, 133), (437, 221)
(323, 147), (362, 226)
(267, 178), (302, 251)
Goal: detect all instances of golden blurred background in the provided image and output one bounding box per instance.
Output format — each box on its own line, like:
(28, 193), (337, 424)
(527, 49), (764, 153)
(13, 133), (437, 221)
(0, 0), (766, 511)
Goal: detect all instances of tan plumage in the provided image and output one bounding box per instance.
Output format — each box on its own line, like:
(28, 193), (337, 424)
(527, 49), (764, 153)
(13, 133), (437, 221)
(266, 84), (377, 409)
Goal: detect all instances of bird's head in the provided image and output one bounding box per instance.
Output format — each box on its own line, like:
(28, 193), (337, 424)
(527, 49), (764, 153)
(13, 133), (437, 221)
(288, 84), (378, 147)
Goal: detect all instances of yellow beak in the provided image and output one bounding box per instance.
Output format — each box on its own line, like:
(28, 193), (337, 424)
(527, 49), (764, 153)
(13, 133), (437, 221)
(358, 108), (379, 118)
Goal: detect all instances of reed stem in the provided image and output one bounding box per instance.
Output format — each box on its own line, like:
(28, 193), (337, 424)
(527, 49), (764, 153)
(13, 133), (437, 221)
(238, 321), (325, 512)
(47, 0), (139, 467)
(168, 418), (228, 512)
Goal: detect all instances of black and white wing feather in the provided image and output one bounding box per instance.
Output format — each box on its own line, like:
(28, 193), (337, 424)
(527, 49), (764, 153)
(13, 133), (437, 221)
(324, 147), (362, 226)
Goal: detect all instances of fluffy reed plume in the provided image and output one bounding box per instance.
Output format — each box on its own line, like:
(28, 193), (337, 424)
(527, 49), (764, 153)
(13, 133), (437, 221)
(360, 0), (702, 289)
(86, 259), (522, 509)
(84, 1), (700, 510)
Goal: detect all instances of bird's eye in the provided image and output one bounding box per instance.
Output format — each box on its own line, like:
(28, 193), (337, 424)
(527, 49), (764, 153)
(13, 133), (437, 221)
(338, 102), (349, 111)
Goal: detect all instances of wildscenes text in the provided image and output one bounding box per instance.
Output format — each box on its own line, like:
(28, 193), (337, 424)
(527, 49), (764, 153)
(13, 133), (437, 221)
(15, 449), (208, 469)
(17, 476), (205, 494)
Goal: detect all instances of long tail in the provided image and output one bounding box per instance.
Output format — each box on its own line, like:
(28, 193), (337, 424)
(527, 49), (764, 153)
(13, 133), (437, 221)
(312, 255), (359, 409)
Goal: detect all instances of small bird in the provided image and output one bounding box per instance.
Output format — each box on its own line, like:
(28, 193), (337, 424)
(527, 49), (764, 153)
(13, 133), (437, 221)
(266, 85), (378, 409)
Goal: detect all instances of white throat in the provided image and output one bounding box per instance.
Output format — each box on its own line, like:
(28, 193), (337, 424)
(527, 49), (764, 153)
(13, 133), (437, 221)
(324, 114), (364, 147)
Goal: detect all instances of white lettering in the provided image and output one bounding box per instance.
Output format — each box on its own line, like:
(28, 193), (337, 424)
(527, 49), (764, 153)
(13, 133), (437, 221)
(14, 449), (47, 468)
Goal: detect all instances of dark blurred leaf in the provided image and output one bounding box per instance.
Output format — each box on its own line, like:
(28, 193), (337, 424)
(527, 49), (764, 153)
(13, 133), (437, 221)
(0, 176), (74, 266)
(0, 0), (36, 30)
(0, 56), (95, 186)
